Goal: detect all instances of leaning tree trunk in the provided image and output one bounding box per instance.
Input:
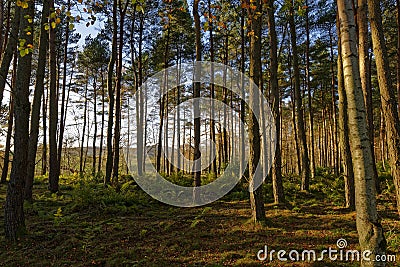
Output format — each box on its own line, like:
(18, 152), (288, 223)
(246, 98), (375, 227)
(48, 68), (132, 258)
(248, 0), (266, 222)
(337, 1), (386, 266)
(25, 0), (50, 200)
(4, 1), (34, 240)
(267, 0), (285, 204)
(368, 0), (400, 217)
(0, 50), (16, 184)
(0, 3), (20, 106)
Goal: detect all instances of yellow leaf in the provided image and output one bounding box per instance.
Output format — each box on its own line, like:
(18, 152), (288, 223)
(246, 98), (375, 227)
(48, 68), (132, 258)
(51, 22), (56, 29)
(56, 18), (61, 24)
(26, 31), (31, 35)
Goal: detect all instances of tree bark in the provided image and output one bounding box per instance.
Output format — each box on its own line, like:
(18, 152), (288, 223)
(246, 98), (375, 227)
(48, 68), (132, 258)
(337, 1), (386, 265)
(267, 0), (285, 204)
(192, 0), (202, 202)
(248, 0), (265, 222)
(4, 1), (34, 240)
(105, 0), (118, 185)
(0, 3), (20, 106)
(48, 0), (59, 193)
(368, 0), (400, 216)
(25, 0), (50, 200)
(289, 0), (310, 191)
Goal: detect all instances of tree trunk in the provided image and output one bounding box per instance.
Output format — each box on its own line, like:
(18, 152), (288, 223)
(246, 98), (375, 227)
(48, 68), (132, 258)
(92, 76), (97, 176)
(368, 0), (400, 216)
(248, 0), (265, 222)
(289, 1), (310, 191)
(98, 71), (105, 174)
(337, 27), (356, 210)
(357, 0), (380, 193)
(337, 1), (386, 265)
(193, 0), (202, 203)
(267, 0), (285, 204)
(48, 0), (59, 193)
(105, 0), (118, 185)
(0, 4), (21, 104)
(4, 1), (34, 240)
(25, 0), (50, 200)
(0, 3), (20, 106)
(0, 50), (16, 184)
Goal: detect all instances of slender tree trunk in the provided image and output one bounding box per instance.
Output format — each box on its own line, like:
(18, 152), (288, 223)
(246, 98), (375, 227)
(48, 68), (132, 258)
(25, 0), (50, 200)
(248, 0), (265, 222)
(337, 1), (386, 265)
(267, 0), (285, 204)
(49, 0), (59, 193)
(80, 75), (88, 176)
(357, 0), (380, 193)
(105, 0), (118, 185)
(98, 71), (105, 174)
(113, 2), (129, 185)
(397, 0), (400, 116)
(305, 0), (315, 179)
(57, 0), (70, 180)
(289, 1), (310, 190)
(4, 1), (34, 240)
(42, 84), (48, 175)
(368, 0), (400, 216)
(0, 3), (20, 106)
(337, 27), (356, 210)
(92, 76), (97, 176)
(0, 51), (16, 184)
(193, 0), (202, 202)
(240, 6), (246, 177)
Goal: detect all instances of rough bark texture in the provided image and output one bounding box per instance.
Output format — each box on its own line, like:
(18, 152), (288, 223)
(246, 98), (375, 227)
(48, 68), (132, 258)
(25, 0), (50, 200)
(248, 0), (265, 222)
(337, 1), (386, 265)
(267, 0), (285, 204)
(4, 1), (34, 240)
(368, 0), (400, 217)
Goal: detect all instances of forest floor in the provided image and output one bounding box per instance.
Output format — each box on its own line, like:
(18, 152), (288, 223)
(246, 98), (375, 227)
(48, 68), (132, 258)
(0, 171), (399, 267)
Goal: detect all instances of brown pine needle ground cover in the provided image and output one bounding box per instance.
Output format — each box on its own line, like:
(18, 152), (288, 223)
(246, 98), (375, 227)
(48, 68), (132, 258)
(0, 172), (399, 267)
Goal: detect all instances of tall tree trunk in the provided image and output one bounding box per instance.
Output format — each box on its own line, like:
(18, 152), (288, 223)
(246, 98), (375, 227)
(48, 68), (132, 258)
(239, 6), (246, 177)
(248, 0), (265, 222)
(193, 0), (202, 202)
(357, 0), (380, 193)
(4, 0), (34, 240)
(0, 51), (16, 184)
(337, 27), (355, 210)
(25, 0), (50, 200)
(79, 75), (88, 176)
(208, 0), (217, 175)
(289, 0), (310, 191)
(105, 0), (118, 185)
(368, 0), (400, 216)
(42, 84), (48, 175)
(305, 0), (315, 179)
(337, 1), (386, 265)
(113, 1), (129, 185)
(92, 76), (97, 176)
(0, 3), (20, 106)
(98, 71), (105, 174)
(267, 0), (285, 204)
(397, 0), (400, 116)
(49, 0), (59, 193)
(57, 0), (70, 180)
